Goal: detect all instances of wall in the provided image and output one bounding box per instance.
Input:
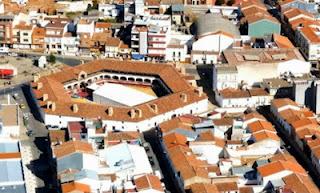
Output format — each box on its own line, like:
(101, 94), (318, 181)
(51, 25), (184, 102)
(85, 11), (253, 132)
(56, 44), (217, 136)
(44, 98), (208, 132)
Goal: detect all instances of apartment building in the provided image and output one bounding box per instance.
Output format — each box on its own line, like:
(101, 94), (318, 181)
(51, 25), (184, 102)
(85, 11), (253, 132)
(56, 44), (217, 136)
(44, 18), (69, 54)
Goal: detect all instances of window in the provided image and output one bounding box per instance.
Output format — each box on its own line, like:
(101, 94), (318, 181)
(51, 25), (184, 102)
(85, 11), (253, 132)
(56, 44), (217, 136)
(23, 32), (28, 36)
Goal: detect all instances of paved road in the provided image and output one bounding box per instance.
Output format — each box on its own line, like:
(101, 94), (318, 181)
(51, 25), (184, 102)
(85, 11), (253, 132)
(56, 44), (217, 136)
(11, 50), (92, 66)
(144, 128), (184, 193)
(258, 106), (320, 187)
(0, 84), (56, 193)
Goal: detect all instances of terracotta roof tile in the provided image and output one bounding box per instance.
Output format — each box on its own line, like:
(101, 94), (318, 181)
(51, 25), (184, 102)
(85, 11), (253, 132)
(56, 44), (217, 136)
(215, 182), (238, 192)
(53, 140), (94, 158)
(167, 145), (210, 182)
(244, 112), (266, 122)
(106, 131), (140, 142)
(61, 182), (91, 193)
(189, 183), (219, 193)
(258, 160), (307, 177)
(273, 34), (295, 49)
(49, 130), (66, 144)
(163, 132), (188, 148)
(300, 26), (320, 43)
(134, 174), (163, 192)
(33, 60), (207, 123)
(0, 152), (21, 159)
(283, 8), (314, 21)
(247, 120), (275, 133)
(271, 98), (299, 109)
(283, 173), (319, 193)
(239, 186), (254, 193)
(252, 130), (280, 142)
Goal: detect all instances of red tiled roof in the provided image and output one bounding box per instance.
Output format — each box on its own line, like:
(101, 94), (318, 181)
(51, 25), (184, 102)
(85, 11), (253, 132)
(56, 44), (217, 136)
(258, 160), (307, 177)
(53, 140), (94, 158)
(134, 174), (163, 192)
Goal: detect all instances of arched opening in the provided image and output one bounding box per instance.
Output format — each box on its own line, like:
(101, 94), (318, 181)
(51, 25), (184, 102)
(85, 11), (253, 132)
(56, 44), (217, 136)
(67, 85), (72, 90)
(136, 78), (143, 82)
(112, 76), (119, 80)
(171, 114), (177, 118)
(128, 77), (135, 82)
(120, 76), (127, 81)
(104, 75), (111, 79)
(144, 79), (151, 83)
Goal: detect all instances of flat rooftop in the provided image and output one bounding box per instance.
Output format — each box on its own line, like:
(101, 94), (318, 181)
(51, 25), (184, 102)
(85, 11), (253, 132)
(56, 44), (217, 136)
(92, 82), (157, 107)
(222, 48), (305, 65)
(0, 104), (18, 127)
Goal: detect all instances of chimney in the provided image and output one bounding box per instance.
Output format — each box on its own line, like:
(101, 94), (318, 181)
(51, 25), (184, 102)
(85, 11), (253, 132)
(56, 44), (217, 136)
(72, 104), (79, 113)
(136, 108), (143, 118)
(106, 107), (113, 116)
(51, 102), (56, 111)
(130, 109), (136, 119)
(37, 82), (43, 90)
(150, 104), (158, 113)
(33, 75), (39, 82)
(180, 67), (186, 75)
(46, 101), (52, 109)
(196, 87), (203, 97)
(43, 93), (48, 101)
(180, 93), (187, 103)
(191, 81), (197, 87)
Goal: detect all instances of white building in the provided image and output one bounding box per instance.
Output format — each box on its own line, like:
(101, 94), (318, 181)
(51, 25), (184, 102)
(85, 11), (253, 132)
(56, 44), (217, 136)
(103, 143), (153, 180)
(296, 25), (320, 61)
(32, 60), (208, 132)
(44, 19), (69, 54)
(0, 103), (20, 138)
(99, 4), (119, 18)
(61, 33), (79, 56)
(77, 19), (95, 36)
(215, 88), (272, 109)
(213, 48), (310, 90)
(57, 1), (92, 13)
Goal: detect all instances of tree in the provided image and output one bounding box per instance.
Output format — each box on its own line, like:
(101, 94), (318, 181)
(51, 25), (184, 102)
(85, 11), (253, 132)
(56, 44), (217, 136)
(48, 53), (56, 64)
(215, 0), (225, 5)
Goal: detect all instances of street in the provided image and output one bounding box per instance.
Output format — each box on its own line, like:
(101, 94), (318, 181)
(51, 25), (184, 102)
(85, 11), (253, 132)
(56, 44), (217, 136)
(258, 106), (320, 188)
(0, 84), (56, 193)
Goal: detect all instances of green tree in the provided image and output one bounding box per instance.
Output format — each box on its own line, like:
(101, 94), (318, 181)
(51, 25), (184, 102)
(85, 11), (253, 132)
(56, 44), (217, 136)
(48, 53), (56, 64)
(215, 0), (225, 5)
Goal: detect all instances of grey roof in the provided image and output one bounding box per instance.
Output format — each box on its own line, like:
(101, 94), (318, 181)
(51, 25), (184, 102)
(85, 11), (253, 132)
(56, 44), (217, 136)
(231, 166), (253, 175)
(263, 78), (292, 89)
(0, 141), (19, 153)
(0, 160), (24, 183)
(75, 169), (99, 181)
(165, 128), (198, 140)
(196, 14), (240, 37)
(172, 4), (184, 12)
(57, 152), (83, 173)
(269, 179), (285, 187)
(254, 159), (269, 167)
(216, 65), (238, 74)
(0, 184), (26, 193)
